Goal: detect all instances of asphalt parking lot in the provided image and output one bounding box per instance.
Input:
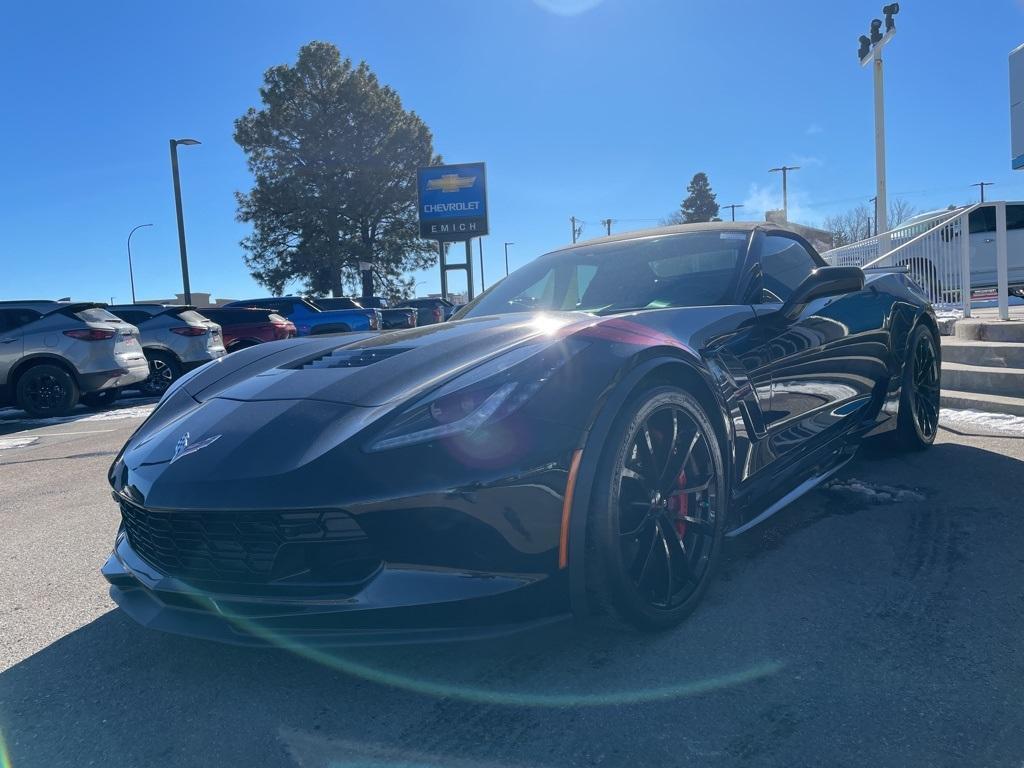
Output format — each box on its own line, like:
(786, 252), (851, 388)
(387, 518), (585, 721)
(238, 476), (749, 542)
(2, 400), (1024, 767)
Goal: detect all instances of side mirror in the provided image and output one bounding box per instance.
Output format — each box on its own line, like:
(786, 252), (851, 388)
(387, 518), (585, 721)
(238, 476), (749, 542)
(780, 266), (864, 320)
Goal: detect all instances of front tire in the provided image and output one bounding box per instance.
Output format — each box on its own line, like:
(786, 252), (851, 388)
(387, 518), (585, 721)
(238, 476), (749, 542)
(895, 325), (941, 451)
(587, 385), (726, 630)
(15, 363), (79, 417)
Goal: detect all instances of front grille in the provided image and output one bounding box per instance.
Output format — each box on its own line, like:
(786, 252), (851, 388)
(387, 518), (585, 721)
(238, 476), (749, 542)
(120, 500), (379, 585)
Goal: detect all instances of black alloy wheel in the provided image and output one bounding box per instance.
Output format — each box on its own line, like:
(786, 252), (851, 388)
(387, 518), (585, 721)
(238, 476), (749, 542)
(896, 325), (940, 450)
(141, 352), (180, 397)
(15, 364), (79, 417)
(589, 386), (725, 630)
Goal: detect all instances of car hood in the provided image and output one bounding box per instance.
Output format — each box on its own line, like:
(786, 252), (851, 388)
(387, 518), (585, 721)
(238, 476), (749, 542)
(187, 312), (597, 408)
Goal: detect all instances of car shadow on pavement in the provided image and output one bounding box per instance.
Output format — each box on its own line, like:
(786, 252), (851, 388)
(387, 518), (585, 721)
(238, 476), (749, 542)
(3, 441), (1024, 768)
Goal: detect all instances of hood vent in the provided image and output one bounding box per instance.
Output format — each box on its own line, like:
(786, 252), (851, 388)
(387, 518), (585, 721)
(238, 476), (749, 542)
(291, 347), (412, 370)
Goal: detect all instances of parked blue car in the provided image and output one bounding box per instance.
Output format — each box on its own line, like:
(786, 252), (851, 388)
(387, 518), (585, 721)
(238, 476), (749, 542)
(224, 297), (380, 336)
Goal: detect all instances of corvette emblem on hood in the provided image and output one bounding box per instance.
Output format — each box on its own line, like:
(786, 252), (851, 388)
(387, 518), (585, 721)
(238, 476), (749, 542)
(170, 432), (221, 464)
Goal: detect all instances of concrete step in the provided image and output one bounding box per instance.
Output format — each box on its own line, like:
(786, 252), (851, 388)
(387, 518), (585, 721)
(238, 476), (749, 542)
(942, 361), (1024, 398)
(941, 389), (1024, 417)
(954, 318), (1024, 343)
(941, 338), (1024, 368)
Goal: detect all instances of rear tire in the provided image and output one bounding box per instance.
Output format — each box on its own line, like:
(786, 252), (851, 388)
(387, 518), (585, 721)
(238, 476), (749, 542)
(586, 385), (725, 631)
(15, 363), (79, 417)
(81, 389), (120, 409)
(895, 325), (941, 451)
(140, 351), (181, 396)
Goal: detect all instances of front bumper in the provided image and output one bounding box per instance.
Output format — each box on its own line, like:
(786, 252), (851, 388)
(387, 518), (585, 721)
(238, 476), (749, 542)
(103, 531), (568, 646)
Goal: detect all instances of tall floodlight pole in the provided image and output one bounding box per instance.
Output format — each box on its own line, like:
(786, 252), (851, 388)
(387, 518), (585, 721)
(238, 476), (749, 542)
(127, 223), (153, 304)
(858, 4), (899, 253)
(503, 242), (514, 276)
(169, 138), (201, 304)
(768, 166), (800, 221)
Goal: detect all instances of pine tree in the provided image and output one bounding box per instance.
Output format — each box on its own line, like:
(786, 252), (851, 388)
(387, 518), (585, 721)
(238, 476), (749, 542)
(678, 172), (720, 223)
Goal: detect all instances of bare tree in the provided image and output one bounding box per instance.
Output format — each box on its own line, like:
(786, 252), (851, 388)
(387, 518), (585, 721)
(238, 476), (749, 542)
(888, 198), (918, 227)
(823, 204), (873, 247)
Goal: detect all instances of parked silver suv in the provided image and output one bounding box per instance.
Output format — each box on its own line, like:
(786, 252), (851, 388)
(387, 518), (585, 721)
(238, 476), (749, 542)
(0, 301), (149, 417)
(107, 305), (226, 396)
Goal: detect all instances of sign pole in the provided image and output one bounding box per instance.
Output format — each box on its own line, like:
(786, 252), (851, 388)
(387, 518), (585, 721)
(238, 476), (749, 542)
(438, 240), (447, 300)
(465, 240), (475, 301)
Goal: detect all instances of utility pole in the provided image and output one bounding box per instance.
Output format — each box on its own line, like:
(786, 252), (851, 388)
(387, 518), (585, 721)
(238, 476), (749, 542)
(570, 216), (582, 244)
(971, 181), (994, 202)
(721, 204), (743, 222)
(768, 166), (800, 221)
(858, 3), (899, 252)
(869, 196), (878, 236)
(601, 218), (612, 236)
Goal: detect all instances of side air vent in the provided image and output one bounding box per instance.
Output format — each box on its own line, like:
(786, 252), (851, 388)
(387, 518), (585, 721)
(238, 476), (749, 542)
(292, 347), (412, 370)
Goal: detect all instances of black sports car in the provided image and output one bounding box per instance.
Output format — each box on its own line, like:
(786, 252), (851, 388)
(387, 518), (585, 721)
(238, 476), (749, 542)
(103, 222), (941, 645)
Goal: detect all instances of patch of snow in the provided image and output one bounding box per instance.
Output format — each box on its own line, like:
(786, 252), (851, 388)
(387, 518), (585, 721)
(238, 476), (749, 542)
(824, 477), (926, 504)
(78, 405), (156, 422)
(940, 408), (1024, 436)
(0, 400), (156, 426)
(0, 437), (38, 450)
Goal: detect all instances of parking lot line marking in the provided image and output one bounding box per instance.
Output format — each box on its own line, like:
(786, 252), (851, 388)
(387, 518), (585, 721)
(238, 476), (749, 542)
(31, 429), (117, 436)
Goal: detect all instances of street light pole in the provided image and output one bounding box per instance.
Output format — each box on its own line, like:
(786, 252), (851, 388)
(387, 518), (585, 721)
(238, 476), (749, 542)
(169, 138), (200, 304)
(504, 242), (514, 277)
(768, 166), (800, 221)
(127, 223), (153, 304)
(858, 4), (899, 253)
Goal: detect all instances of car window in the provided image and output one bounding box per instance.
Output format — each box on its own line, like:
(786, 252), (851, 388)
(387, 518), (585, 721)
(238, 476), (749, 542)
(113, 310), (150, 325)
(969, 207), (996, 234)
(0, 308), (42, 331)
(759, 235), (818, 302)
(168, 309), (211, 324)
(72, 307), (121, 323)
(461, 231), (749, 318)
(1006, 204), (1024, 231)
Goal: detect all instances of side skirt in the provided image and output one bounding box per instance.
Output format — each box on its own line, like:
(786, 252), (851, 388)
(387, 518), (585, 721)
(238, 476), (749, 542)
(725, 452), (854, 538)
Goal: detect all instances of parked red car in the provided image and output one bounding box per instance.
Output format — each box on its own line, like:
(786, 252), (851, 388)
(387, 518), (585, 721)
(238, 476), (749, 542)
(196, 307), (296, 351)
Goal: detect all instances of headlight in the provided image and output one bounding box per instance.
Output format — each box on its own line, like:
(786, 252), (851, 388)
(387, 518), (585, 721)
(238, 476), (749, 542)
(365, 341), (578, 452)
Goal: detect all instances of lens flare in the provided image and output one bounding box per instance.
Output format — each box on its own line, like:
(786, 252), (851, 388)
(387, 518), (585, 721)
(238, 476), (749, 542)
(169, 585), (782, 706)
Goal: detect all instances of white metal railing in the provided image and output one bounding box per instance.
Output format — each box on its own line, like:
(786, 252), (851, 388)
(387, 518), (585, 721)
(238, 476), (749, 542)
(822, 207), (965, 268)
(822, 202), (1011, 319)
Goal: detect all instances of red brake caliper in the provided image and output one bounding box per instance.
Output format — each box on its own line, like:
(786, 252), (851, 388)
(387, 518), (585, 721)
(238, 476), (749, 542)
(669, 468), (688, 538)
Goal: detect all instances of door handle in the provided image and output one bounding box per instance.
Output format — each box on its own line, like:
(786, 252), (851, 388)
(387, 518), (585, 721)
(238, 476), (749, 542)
(0, 338), (17, 344)
(984, 238), (995, 243)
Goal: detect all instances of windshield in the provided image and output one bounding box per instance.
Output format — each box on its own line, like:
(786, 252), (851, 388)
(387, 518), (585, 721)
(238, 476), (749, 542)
(460, 230), (749, 319)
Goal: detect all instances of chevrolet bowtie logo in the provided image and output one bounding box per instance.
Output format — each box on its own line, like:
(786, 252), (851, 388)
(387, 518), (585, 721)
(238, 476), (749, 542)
(427, 173), (476, 193)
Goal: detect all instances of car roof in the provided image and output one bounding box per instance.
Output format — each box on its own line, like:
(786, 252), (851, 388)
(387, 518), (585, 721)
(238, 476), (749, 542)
(0, 300), (106, 314)
(555, 221), (798, 253)
(108, 303), (195, 314)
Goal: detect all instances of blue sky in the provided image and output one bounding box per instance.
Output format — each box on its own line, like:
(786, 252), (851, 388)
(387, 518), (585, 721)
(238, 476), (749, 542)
(2, 0), (1023, 302)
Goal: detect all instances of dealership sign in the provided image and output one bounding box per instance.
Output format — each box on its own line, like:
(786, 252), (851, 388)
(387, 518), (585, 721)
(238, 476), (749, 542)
(417, 163), (488, 240)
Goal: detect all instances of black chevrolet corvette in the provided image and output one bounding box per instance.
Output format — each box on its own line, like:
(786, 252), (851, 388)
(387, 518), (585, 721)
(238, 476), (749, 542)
(103, 222), (941, 645)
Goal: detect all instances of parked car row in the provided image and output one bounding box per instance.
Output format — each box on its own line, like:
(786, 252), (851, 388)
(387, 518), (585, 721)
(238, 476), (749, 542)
(1, 293), (458, 417)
